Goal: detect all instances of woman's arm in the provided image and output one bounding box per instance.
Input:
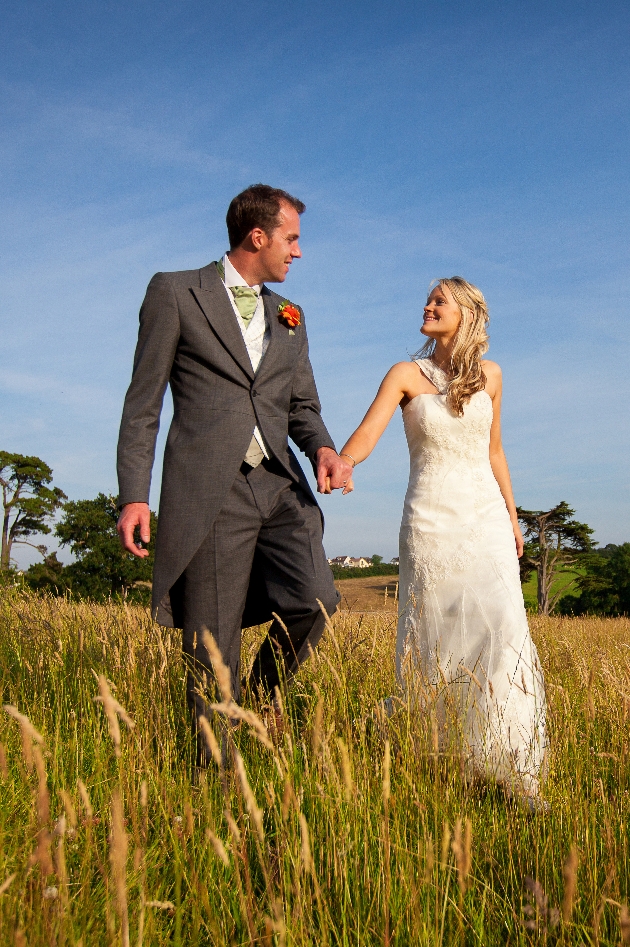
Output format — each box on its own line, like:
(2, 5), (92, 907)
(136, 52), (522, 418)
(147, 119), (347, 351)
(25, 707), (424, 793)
(338, 362), (426, 493)
(485, 362), (524, 557)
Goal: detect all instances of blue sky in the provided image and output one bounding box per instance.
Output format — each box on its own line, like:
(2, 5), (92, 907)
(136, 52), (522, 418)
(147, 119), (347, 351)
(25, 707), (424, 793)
(1, 0), (629, 566)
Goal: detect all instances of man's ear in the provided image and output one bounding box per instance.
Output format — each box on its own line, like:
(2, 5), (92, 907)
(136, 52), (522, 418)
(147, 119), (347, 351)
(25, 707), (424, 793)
(250, 227), (268, 251)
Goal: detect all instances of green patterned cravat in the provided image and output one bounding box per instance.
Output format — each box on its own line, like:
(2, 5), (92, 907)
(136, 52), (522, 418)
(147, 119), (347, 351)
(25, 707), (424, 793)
(216, 258), (259, 328)
(229, 285), (259, 328)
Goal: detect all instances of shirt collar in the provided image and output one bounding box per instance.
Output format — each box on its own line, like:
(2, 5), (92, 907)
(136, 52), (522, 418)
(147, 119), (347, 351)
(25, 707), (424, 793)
(223, 253), (261, 294)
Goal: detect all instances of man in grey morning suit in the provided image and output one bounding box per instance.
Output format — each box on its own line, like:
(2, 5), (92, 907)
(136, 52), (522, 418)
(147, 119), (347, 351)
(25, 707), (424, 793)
(116, 184), (353, 764)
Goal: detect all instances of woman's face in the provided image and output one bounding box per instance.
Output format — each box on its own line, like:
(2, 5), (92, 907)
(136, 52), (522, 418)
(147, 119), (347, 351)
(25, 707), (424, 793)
(421, 283), (462, 342)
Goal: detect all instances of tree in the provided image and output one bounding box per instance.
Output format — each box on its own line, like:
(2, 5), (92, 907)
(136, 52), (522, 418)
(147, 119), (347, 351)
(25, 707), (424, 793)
(55, 493), (157, 603)
(371, 554), (383, 566)
(24, 552), (67, 594)
(559, 543), (630, 616)
(0, 452), (67, 571)
(517, 502), (594, 615)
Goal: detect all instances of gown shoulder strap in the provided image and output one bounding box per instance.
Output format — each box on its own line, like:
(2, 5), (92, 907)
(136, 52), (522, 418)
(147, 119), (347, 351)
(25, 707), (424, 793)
(414, 358), (449, 394)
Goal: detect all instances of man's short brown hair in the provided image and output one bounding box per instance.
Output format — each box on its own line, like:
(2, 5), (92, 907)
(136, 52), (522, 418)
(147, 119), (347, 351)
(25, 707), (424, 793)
(226, 184), (305, 249)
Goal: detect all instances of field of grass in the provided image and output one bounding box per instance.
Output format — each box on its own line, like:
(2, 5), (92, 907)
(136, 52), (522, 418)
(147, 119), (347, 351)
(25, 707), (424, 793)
(0, 588), (628, 945)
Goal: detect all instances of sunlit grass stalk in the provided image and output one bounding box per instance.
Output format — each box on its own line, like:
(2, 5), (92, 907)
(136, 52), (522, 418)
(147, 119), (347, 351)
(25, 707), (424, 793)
(109, 788), (130, 947)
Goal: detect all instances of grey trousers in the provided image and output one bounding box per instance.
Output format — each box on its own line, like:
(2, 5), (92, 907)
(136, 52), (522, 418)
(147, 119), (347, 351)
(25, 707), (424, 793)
(170, 457), (340, 756)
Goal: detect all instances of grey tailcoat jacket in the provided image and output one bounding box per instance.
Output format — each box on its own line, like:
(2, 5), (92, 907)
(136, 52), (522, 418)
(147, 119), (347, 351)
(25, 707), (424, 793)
(117, 262), (336, 626)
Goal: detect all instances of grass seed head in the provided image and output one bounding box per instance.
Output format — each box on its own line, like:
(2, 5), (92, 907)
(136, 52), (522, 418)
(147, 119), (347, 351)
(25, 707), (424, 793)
(224, 809), (241, 845)
(383, 740), (391, 805)
(299, 813), (313, 874)
(201, 629), (232, 702)
(336, 737), (354, 802)
(33, 745), (50, 826)
(451, 817), (472, 894)
(206, 829), (230, 867)
(184, 800), (194, 837)
(77, 779), (93, 820)
(234, 749), (264, 841)
(198, 715), (222, 768)
(95, 675), (134, 758)
(311, 696), (323, 756)
(4, 705), (44, 771)
(0, 874), (15, 896)
(109, 789), (130, 947)
(29, 829), (54, 878)
(424, 836), (435, 883)
(59, 790), (77, 833)
(562, 845), (579, 923)
(441, 822), (451, 868)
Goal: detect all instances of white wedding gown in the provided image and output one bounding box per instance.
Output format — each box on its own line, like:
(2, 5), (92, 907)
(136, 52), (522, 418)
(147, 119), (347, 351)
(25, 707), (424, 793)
(396, 359), (547, 792)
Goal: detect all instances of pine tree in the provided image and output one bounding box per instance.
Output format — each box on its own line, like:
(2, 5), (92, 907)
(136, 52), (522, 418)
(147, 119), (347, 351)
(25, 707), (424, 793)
(0, 452), (67, 570)
(517, 502), (594, 615)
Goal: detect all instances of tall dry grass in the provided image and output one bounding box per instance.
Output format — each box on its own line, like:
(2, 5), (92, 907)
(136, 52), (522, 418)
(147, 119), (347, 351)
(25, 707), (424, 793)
(0, 588), (628, 945)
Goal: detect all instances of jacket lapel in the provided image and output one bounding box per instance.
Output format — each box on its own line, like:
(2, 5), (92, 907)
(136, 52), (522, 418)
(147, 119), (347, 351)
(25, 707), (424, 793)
(254, 288), (285, 380)
(191, 264), (254, 381)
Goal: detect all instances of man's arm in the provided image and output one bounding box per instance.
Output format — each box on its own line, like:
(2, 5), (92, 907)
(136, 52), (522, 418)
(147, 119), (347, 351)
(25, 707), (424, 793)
(116, 273), (180, 555)
(287, 319), (353, 493)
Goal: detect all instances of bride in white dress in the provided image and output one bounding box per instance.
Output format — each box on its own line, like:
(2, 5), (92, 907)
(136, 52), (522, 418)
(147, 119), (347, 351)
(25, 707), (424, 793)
(339, 277), (547, 802)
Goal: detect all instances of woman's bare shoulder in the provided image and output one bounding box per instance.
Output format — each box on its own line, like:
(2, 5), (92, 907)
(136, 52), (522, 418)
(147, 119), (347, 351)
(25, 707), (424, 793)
(380, 360), (425, 389)
(389, 361), (418, 375)
(481, 359), (502, 380)
(385, 360), (437, 404)
(481, 359), (502, 399)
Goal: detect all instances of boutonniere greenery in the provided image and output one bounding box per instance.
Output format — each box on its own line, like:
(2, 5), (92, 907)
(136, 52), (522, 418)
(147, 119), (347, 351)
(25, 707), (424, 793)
(278, 301), (301, 334)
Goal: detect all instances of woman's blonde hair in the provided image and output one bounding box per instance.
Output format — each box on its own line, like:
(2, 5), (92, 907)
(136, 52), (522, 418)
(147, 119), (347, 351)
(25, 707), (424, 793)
(417, 276), (489, 416)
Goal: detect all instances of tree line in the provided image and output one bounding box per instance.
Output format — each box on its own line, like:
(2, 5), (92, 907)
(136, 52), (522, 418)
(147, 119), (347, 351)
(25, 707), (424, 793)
(1, 452), (155, 605)
(1, 451), (628, 615)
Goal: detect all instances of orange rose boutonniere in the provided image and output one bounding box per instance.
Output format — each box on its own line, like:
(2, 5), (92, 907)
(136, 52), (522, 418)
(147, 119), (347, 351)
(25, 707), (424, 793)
(278, 301), (301, 332)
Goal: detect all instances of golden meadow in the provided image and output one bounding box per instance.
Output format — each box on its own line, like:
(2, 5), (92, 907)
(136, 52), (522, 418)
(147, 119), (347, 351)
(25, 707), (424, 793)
(0, 588), (628, 945)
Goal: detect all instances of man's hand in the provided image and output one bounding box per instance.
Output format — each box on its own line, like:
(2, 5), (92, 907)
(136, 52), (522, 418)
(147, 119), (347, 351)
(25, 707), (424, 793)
(117, 502), (151, 558)
(316, 447), (354, 495)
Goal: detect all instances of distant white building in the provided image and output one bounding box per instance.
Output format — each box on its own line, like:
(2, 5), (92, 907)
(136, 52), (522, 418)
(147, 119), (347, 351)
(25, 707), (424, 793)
(328, 555), (372, 569)
(390, 557), (399, 566)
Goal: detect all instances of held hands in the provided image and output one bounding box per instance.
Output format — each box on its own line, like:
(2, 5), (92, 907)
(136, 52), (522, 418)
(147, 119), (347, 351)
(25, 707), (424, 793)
(117, 502), (151, 558)
(316, 447), (355, 495)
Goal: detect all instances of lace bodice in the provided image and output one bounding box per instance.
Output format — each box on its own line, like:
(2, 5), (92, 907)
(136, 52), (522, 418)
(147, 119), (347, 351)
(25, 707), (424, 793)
(403, 359), (494, 474)
(400, 360), (501, 594)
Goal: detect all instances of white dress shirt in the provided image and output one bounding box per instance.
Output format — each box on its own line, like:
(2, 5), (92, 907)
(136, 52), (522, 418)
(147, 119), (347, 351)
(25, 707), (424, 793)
(221, 253), (270, 460)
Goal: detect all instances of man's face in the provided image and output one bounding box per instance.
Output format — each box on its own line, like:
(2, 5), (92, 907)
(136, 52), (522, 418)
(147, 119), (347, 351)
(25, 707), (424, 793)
(258, 202), (302, 282)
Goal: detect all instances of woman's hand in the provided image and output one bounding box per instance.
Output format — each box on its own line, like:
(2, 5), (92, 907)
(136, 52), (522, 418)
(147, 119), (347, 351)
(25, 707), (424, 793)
(512, 520), (524, 558)
(342, 477), (354, 495)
